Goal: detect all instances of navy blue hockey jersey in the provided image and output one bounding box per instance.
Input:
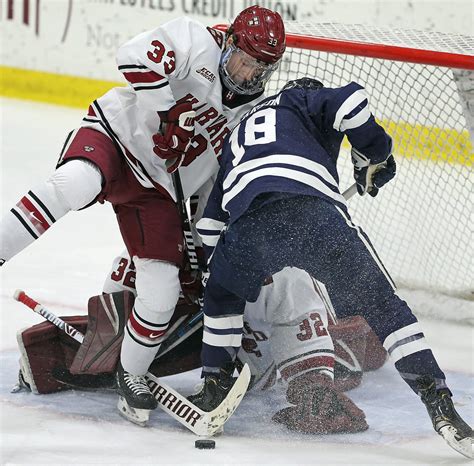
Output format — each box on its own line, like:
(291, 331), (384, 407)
(197, 82), (392, 256)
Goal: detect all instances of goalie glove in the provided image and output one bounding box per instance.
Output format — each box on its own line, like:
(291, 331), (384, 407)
(351, 147), (396, 197)
(152, 101), (196, 173)
(272, 372), (368, 434)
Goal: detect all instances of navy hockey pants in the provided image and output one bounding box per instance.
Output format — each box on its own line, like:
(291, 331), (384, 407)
(201, 195), (446, 391)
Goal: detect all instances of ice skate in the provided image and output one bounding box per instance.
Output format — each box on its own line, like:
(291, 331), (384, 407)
(418, 376), (473, 459)
(188, 363), (236, 412)
(116, 362), (157, 409)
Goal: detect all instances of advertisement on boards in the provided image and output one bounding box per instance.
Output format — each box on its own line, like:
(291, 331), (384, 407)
(1, 0), (472, 80)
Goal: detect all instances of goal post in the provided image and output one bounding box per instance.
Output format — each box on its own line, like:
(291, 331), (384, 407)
(216, 23), (473, 302)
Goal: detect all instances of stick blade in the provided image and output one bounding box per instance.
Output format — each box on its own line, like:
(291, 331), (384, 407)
(195, 363), (251, 436)
(145, 364), (251, 436)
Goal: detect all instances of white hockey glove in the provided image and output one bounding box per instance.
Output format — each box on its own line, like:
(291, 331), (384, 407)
(351, 148), (396, 197)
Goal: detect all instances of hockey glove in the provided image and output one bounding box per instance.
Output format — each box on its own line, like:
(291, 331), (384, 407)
(272, 372), (368, 434)
(153, 101), (196, 173)
(180, 248), (209, 306)
(351, 148), (396, 197)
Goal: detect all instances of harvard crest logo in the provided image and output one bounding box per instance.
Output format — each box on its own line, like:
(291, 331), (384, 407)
(248, 17), (260, 26)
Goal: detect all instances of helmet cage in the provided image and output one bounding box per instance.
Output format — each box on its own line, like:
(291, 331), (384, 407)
(220, 43), (280, 95)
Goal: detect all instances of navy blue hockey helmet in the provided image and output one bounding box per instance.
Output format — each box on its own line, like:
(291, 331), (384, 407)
(282, 77), (324, 91)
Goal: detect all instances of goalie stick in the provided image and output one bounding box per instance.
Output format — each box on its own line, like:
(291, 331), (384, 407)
(13, 289), (251, 435)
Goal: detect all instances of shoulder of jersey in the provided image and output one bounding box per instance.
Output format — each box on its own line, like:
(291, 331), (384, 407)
(173, 16), (225, 51)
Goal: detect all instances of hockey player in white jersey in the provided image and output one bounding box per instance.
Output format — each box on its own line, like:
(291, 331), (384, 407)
(0, 5), (286, 413)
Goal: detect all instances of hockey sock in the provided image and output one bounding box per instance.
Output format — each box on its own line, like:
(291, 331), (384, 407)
(122, 305), (174, 375)
(0, 160), (102, 263)
(365, 295), (447, 393)
(121, 257), (180, 375)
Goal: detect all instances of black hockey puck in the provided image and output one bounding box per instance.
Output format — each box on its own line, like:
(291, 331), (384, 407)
(195, 439), (215, 450)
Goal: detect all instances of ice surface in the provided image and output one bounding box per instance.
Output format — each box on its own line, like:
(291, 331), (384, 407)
(1, 98), (473, 464)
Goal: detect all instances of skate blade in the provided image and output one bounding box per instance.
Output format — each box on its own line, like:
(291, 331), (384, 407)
(117, 396), (150, 427)
(11, 369), (32, 394)
(439, 425), (473, 459)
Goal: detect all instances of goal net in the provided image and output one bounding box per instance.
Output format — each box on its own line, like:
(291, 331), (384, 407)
(262, 23), (473, 302)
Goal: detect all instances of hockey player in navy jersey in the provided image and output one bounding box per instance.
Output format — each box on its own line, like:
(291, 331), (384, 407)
(192, 78), (473, 458)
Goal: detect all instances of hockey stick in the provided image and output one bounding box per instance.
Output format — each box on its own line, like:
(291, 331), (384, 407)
(172, 170), (198, 270)
(13, 289), (250, 435)
(14, 290), (84, 343)
(343, 182), (358, 200)
(155, 309), (204, 359)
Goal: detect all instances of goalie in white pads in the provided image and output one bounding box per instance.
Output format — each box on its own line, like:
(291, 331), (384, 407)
(0, 5), (285, 416)
(236, 267), (370, 434)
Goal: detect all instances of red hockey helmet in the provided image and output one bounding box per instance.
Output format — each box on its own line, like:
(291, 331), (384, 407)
(231, 5), (286, 64)
(220, 6), (286, 95)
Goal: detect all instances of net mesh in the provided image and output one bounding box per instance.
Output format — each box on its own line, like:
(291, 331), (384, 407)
(266, 23), (473, 298)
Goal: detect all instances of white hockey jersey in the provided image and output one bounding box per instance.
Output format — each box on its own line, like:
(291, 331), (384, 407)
(80, 17), (264, 201)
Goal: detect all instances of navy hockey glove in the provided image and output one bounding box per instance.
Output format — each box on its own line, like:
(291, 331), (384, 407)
(351, 148), (396, 197)
(153, 101), (196, 173)
(372, 154), (396, 195)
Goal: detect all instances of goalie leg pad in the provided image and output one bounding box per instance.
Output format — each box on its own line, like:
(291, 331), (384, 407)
(69, 291), (134, 375)
(272, 372), (368, 434)
(363, 326), (388, 371)
(17, 316), (87, 394)
(330, 316), (371, 392)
